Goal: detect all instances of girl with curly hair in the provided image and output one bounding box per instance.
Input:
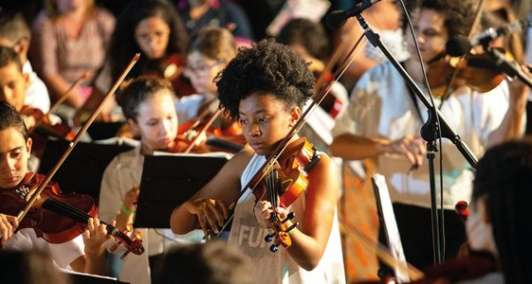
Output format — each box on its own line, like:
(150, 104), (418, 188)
(170, 39), (346, 283)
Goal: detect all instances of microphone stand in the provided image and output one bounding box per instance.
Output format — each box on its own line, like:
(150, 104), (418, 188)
(353, 13), (479, 264)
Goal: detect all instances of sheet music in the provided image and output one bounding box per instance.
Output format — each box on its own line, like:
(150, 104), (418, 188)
(372, 174), (410, 283)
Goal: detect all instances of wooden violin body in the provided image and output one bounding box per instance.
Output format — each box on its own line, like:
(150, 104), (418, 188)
(0, 173), (144, 257)
(252, 137), (321, 252)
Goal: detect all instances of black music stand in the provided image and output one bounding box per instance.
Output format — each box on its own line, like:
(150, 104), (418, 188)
(39, 139), (135, 206)
(64, 271), (128, 284)
(134, 153), (229, 229)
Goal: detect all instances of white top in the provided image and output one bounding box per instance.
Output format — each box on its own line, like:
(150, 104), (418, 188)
(175, 94), (204, 124)
(300, 81), (349, 152)
(365, 28), (410, 63)
(23, 61), (51, 113)
(99, 146), (203, 284)
(5, 228), (84, 269)
(227, 154), (346, 284)
(332, 61), (510, 209)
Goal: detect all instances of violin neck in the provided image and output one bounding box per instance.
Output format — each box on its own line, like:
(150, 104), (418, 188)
(41, 197), (91, 225)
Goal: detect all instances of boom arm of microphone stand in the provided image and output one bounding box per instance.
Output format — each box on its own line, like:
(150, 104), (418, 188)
(354, 13), (479, 170)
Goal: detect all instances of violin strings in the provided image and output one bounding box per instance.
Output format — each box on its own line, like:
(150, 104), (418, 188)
(43, 198), (133, 245)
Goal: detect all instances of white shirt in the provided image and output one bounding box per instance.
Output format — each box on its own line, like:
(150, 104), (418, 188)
(23, 61), (51, 113)
(332, 61), (510, 209)
(5, 228), (84, 269)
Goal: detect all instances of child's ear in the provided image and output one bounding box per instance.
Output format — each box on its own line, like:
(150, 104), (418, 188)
(13, 37), (29, 57)
(127, 118), (140, 132)
(26, 137), (33, 154)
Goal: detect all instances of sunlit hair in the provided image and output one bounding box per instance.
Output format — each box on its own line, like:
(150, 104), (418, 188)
(276, 18), (330, 62)
(0, 101), (28, 141)
(0, 10), (31, 42)
(116, 75), (175, 122)
(188, 26), (237, 63)
(216, 39), (314, 120)
(405, 0), (474, 39)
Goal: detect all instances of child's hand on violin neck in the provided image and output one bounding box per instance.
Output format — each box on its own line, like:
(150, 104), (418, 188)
(83, 217), (110, 255)
(253, 201), (289, 228)
(185, 198), (228, 236)
(0, 213), (19, 246)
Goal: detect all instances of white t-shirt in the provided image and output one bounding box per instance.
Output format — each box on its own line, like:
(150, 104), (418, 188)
(332, 61), (510, 209)
(23, 61), (51, 113)
(5, 228), (84, 269)
(228, 154), (346, 284)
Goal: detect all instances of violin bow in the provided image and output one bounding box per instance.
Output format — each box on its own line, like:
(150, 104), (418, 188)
(48, 72), (89, 115)
(17, 54), (140, 222)
(184, 108), (222, 153)
(339, 215), (424, 281)
(209, 33), (369, 239)
(437, 0), (487, 100)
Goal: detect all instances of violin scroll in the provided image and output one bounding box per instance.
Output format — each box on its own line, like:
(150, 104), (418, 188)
(264, 211), (298, 252)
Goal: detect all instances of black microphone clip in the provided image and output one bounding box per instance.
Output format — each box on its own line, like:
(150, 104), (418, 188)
(325, 0), (382, 30)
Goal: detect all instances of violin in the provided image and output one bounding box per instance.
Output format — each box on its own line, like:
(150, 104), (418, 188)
(411, 251), (498, 284)
(146, 53), (195, 98)
(313, 70), (345, 119)
(0, 173), (144, 258)
(19, 106), (75, 158)
(179, 105), (245, 154)
(231, 137), (321, 252)
(426, 52), (506, 99)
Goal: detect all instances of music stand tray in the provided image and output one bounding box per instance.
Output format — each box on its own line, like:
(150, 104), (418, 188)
(134, 153), (230, 229)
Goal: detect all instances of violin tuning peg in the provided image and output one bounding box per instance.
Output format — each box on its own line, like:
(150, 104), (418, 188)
(281, 212), (295, 223)
(133, 230), (143, 240)
(269, 244), (279, 253)
(285, 222), (298, 234)
(125, 223), (134, 233)
(264, 232), (275, 243)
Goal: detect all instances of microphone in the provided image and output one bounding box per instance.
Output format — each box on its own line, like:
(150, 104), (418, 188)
(325, 0), (382, 30)
(446, 20), (528, 57)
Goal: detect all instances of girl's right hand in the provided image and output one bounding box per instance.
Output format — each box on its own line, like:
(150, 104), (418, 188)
(123, 186), (140, 213)
(184, 198), (228, 236)
(0, 213), (19, 245)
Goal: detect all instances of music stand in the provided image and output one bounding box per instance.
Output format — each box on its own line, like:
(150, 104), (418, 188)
(134, 153), (229, 229)
(39, 138), (135, 206)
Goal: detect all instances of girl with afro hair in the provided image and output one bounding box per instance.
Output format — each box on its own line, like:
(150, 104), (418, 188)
(171, 39), (346, 283)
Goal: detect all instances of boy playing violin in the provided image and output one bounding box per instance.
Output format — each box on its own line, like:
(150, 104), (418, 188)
(0, 101), (108, 274)
(0, 10), (51, 113)
(170, 39), (346, 283)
